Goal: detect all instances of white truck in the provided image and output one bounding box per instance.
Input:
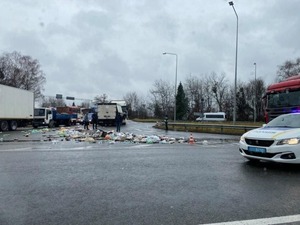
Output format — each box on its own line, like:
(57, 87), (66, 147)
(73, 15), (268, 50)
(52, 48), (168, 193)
(97, 103), (124, 126)
(33, 107), (76, 128)
(0, 84), (34, 131)
(110, 100), (128, 124)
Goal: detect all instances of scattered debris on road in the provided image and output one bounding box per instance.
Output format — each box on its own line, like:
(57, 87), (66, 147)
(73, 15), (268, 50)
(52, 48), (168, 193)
(0, 125), (238, 144)
(52, 126), (192, 144)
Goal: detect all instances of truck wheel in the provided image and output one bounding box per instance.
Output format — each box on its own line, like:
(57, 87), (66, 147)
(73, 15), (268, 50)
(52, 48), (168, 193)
(66, 119), (71, 126)
(0, 121), (9, 131)
(48, 120), (55, 128)
(9, 121), (18, 131)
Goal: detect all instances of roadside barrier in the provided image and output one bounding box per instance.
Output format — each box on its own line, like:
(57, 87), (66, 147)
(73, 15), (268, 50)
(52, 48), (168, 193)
(154, 122), (259, 135)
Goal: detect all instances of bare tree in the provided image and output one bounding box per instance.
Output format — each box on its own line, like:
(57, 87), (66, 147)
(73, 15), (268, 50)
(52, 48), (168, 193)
(0, 51), (46, 99)
(41, 96), (66, 108)
(80, 101), (91, 109)
(255, 79), (266, 121)
(202, 77), (214, 112)
(184, 74), (228, 117)
(184, 75), (203, 117)
(136, 96), (149, 119)
(210, 72), (229, 112)
(222, 88), (233, 120)
(244, 78), (266, 121)
(277, 57), (300, 81)
(123, 91), (139, 118)
(149, 79), (173, 118)
(94, 94), (108, 103)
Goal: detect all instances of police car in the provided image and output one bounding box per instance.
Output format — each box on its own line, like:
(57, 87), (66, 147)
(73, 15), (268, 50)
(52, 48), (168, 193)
(239, 113), (300, 164)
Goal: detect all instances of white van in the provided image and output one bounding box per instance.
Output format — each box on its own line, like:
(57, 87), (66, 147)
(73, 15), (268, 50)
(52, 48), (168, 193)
(196, 112), (226, 122)
(97, 103), (123, 126)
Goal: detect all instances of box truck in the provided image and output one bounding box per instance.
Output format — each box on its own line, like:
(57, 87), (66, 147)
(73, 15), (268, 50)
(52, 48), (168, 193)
(0, 84), (34, 131)
(110, 100), (128, 124)
(97, 103), (124, 126)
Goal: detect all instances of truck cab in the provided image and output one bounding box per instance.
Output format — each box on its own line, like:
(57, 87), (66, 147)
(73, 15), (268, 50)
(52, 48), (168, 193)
(33, 108), (55, 128)
(264, 74), (300, 122)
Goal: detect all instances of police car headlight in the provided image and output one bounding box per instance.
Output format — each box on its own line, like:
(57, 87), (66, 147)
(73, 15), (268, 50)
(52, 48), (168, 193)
(240, 135), (245, 143)
(277, 138), (300, 145)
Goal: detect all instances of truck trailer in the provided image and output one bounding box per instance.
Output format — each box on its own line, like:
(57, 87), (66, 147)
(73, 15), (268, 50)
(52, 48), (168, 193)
(56, 106), (80, 124)
(0, 84), (34, 131)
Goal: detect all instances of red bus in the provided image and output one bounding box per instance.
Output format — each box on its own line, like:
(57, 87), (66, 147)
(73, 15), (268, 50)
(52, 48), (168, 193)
(263, 74), (300, 122)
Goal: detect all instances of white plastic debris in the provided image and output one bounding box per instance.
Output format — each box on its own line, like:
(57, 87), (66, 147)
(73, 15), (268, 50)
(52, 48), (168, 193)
(21, 125), (204, 146)
(202, 140), (208, 145)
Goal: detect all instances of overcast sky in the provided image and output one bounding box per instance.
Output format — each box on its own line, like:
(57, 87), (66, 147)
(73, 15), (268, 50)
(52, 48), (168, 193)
(1, 0), (299, 103)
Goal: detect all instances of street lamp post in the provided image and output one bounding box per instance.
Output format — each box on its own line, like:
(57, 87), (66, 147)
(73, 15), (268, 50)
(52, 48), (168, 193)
(163, 52), (178, 122)
(254, 62), (257, 122)
(229, 1), (238, 124)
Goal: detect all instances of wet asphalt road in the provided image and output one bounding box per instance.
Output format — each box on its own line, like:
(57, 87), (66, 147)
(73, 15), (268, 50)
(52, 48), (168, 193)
(1, 122), (300, 225)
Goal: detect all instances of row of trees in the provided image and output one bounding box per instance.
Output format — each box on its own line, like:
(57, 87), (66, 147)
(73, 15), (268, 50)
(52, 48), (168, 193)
(1, 50), (300, 122)
(124, 73), (266, 121)
(125, 57), (300, 122)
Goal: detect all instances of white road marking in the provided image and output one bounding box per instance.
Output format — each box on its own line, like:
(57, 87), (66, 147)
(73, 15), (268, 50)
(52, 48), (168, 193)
(0, 146), (95, 152)
(0, 147), (33, 152)
(0, 142), (240, 152)
(129, 144), (151, 148)
(200, 214), (300, 225)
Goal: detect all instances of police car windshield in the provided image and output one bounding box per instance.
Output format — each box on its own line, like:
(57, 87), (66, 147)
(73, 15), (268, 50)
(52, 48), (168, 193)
(267, 113), (300, 128)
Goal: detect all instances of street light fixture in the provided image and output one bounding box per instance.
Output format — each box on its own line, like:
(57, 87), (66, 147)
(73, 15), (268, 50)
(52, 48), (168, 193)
(163, 52), (178, 122)
(229, 1), (238, 124)
(254, 62), (257, 122)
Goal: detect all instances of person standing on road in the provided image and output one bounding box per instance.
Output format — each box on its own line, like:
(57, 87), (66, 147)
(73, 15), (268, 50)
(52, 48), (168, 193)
(83, 113), (89, 130)
(115, 112), (122, 132)
(92, 112), (98, 130)
(164, 114), (168, 131)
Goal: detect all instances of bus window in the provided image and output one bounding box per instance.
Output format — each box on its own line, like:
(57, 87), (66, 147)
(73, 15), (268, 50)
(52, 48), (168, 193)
(196, 112), (226, 121)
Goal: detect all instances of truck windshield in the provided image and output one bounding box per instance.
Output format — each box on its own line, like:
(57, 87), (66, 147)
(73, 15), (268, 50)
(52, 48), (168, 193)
(34, 108), (45, 116)
(267, 90), (300, 108)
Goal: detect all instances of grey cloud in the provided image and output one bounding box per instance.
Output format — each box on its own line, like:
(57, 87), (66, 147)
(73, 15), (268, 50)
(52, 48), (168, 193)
(1, 0), (300, 101)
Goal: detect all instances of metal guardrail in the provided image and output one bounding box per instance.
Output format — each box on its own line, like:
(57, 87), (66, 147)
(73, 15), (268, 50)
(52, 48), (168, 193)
(154, 122), (260, 135)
